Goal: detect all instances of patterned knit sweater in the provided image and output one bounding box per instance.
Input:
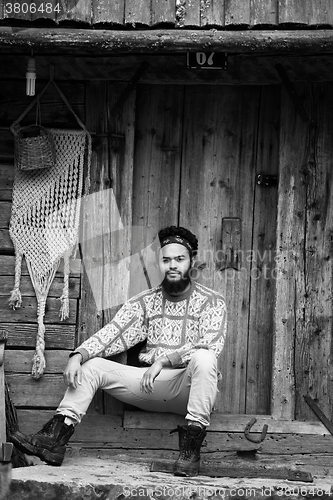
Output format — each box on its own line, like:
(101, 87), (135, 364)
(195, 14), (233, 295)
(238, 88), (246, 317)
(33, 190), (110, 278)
(75, 281), (227, 368)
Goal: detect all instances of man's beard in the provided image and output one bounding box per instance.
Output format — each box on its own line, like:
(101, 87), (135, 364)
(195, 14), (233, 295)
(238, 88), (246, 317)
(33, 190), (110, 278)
(162, 271), (191, 295)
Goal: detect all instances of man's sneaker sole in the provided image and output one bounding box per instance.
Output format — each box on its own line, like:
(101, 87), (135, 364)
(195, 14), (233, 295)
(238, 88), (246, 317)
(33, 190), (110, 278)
(10, 431), (65, 466)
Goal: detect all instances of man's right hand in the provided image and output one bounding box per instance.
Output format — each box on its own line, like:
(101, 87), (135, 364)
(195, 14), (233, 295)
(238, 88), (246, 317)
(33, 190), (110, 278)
(63, 353), (83, 389)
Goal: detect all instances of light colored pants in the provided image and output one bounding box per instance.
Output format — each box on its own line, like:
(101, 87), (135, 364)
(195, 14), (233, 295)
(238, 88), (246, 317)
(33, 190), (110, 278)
(56, 349), (218, 428)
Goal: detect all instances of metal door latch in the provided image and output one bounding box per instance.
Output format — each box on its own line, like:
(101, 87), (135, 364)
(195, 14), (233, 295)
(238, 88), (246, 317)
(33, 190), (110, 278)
(256, 174), (278, 187)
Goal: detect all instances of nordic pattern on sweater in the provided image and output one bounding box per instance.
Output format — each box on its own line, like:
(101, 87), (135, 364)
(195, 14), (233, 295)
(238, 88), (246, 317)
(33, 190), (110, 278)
(75, 281), (227, 368)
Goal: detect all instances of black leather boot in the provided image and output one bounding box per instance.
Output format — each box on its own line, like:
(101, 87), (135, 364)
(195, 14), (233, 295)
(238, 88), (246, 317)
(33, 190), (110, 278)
(10, 414), (75, 466)
(172, 424), (206, 477)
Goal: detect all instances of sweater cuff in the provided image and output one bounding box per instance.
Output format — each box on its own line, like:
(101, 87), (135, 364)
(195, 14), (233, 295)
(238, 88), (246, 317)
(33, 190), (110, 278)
(69, 348), (89, 364)
(166, 351), (183, 367)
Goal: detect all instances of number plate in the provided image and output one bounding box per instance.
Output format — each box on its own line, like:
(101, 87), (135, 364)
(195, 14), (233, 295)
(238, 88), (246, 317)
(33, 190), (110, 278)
(187, 52), (228, 70)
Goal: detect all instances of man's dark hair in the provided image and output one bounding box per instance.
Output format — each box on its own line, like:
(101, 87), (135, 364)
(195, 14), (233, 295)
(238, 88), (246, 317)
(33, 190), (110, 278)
(158, 226), (198, 257)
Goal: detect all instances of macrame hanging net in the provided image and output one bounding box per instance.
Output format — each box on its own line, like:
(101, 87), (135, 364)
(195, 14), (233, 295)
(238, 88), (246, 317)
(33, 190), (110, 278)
(9, 78), (91, 379)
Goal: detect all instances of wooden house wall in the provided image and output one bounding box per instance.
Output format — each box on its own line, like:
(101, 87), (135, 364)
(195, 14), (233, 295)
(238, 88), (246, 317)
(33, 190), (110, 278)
(0, 74), (333, 447)
(1, 0), (333, 27)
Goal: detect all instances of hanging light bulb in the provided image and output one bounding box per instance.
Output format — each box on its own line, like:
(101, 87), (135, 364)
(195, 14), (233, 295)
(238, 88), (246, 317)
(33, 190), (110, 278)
(26, 56), (36, 96)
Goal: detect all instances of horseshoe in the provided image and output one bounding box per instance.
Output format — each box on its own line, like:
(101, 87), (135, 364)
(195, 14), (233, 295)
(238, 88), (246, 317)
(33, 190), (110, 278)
(244, 417), (268, 443)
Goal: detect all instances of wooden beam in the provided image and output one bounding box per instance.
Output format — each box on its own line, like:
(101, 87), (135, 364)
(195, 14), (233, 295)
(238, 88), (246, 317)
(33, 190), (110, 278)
(1, 29), (333, 55)
(150, 458), (313, 482)
(123, 411), (329, 435)
(2, 53), (333, 85)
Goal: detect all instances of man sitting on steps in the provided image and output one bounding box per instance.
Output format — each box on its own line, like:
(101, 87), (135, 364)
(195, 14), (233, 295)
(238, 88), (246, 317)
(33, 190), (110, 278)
(10, 225), (227, 477)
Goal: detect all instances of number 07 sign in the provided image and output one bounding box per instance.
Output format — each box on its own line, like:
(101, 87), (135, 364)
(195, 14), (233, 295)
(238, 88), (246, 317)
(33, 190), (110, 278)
(187, 52), (228, 70)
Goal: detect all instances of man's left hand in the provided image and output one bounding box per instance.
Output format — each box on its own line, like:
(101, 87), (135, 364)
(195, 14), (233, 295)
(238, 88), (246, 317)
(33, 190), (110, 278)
(140, 358), (170, 394)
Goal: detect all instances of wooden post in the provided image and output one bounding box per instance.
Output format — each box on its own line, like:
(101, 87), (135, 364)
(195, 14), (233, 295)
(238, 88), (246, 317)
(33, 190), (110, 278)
(0, 330), (13, 462)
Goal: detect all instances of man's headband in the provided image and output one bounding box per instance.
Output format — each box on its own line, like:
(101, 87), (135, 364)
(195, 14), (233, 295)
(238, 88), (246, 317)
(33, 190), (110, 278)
(160, 235), (193, 253)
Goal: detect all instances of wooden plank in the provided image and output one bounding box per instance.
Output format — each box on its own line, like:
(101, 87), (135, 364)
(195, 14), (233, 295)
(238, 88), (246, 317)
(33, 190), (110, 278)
(225, 0), (251, 25)
(2, 0), (32, 21)
(78, 81), (106, 346)
(79, 81), (121, 418)
(57, 0), (91, 24)
(98, 81), (136, 414)
(151, 458), (313, 481)
(0, 332), (6, 444)
(92, 0), (124, 24)
(0, 201), (10, 227)
(250, 0), (278, 25)
(272, 84), (309, 420)
(179, 86), (260, 414)
(69, 431), (333, 455)
(0, 275), (80, 298)
(130, 84), (183, 296)
(0, 228), (13, 252)
(0, 255), (81, 277)
(246, 86), (280, 415)
(294, 83), (333, 421)
(12, 408), (333, 454)
(0, 297), (77, 323)
(6, 373), (66, 407)
(0, 322), (75, 349)
(278, 0), (333, 26)
(0, 130), (14, 161)
(176, 0), (200, 27)
(278, 0), (306, 24)
(305, 0), (333, 25)
(0, 163), (14, 189)
(5, 349), (69, 373)
(277, 0), (329, 25)
(17, 409), (122, 435)
(123, 411), (329, 435)
(200, 0), (224, 26)
(124, 0), (151, 26)
(103, 82), (135, 322)
(0, 190), (11, 202)
(31, 0), (57, 22)
(151, 0), (175, 25)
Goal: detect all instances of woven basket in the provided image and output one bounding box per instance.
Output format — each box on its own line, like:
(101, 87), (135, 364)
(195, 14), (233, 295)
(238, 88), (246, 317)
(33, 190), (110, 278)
(12, 124), (56, 171)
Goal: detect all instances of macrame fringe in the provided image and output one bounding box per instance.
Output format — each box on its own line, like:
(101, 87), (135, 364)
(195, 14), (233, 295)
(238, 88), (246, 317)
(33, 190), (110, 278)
(31, 299), (46, 380)
(8, 287), (22, 310)
(59, 252), (70, 321)
(28, 263), (58, 379)
(8, 251), (23, 310)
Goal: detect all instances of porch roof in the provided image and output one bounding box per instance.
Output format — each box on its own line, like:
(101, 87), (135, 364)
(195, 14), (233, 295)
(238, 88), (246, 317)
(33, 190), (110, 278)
(1, 0), (333, 29)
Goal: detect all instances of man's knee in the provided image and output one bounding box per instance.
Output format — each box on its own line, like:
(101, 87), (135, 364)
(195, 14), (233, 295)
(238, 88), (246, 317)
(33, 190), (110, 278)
(190, 349), (217, 371)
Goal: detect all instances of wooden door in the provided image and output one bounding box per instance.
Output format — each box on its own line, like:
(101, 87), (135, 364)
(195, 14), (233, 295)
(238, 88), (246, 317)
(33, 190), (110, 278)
(132, 84), (280, 415)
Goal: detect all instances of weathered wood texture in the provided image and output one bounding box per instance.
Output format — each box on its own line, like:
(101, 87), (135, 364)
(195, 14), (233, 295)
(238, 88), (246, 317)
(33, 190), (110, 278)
(179, 85), (271, 414)
(15, 410), (333, 455)
(246, 86), (280, 414)
(0, 323), (75, 349)
(272, 83), (333, 421)
(130, 85), (183, 296)
(1, 0), (332, 26)
(2, 29), (333, 56)
(124, 411), (328, 435)
(78, 81), (135, 416)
